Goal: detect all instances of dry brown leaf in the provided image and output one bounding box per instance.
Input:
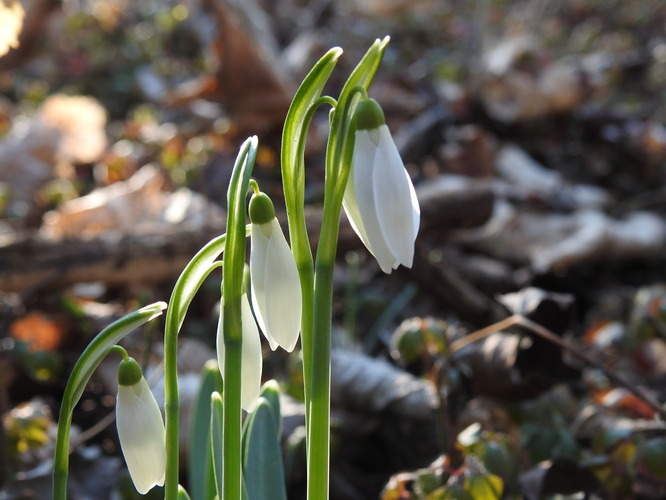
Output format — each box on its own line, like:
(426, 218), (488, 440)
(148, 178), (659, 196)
(164, 0), (293, 138)
(36, 95), (108, 166)
(0, 0), (24, 57)
(40, 165), (226, 239)
(9, 311), (67, 351)
(330, 349), (437, 419)
(0, 94), (108, 213)
(457, 201), (666, 273)
(477, 36), (621, 122)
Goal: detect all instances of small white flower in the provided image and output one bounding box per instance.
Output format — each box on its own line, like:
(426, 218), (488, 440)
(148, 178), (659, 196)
(116, 358), (166, 495)
(216, 293), (263, 411)
(343, 98), (420, 274)
(249, 192), (302, 352)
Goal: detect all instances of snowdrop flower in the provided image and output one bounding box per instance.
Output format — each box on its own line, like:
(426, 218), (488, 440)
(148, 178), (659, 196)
(249, 191), (302, 352)
(116, 357), (166, 495)
(216, 293), (263, 411)
(343, 98), (420, 273)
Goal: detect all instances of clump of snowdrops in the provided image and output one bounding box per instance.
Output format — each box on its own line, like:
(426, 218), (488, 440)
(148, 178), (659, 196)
(53, 37), (419, 500)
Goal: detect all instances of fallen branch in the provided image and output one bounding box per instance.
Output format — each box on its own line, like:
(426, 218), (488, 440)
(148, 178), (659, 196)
(0, 181), (494, 295)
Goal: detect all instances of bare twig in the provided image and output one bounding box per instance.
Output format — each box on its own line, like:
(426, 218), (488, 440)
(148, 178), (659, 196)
(450, 314), (666, 421)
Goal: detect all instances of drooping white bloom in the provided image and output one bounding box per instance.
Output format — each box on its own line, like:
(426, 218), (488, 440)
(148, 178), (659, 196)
(216, 293), (263, 411)
(116, 358), (166, 495)
(343, 98), (420, 274)
(249, 192), (302, 352)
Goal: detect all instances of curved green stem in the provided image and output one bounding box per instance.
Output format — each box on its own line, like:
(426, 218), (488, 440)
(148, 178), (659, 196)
(162, 222), (250, 500)
(281, 52), (342, 460)
(53, 302), (166, 500)
(164, 242), (227, 500)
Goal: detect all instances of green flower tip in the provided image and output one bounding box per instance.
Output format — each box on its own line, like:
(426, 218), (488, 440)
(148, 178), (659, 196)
(354, 98), (386, 131)
(117, 357), (143, 386)
(249, 192), (275, 225)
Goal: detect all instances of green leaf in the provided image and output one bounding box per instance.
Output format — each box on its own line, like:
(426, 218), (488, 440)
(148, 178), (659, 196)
(189, 360), (224, 500)
(281, 46), (342, 207)
(241, 380), (282, 465)
(177, 484), (192, 500)
(67, 302), (166, 410)
(463, 472), (503, 500)
(221, 136), (258, 500)
(242, 398), (287, 500)
(210, 391), (224, 500)
(259, 380), (282, 438)
(165, 240), (225, 339)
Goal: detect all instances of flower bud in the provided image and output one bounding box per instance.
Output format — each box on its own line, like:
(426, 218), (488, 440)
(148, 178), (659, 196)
(343, 98), (420, 273)
(116, 357), (166, 494)
(249, 192), (302, 352)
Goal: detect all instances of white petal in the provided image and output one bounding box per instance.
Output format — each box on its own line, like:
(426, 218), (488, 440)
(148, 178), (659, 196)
(373, 125), (420, 268)
(352, 129), (398, 273)
(216, 295), (263, 411)
(262, 219), (302, 352)
(249, 223), (277, 349)
(343, 130), (375, 252)
(116, 378), (166, 494)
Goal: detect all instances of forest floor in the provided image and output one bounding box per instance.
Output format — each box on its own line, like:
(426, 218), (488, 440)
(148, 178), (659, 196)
(2, 0), (666, 499)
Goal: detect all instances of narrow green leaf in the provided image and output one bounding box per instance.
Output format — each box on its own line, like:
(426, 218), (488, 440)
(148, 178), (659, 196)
(221, 136), (258, 500)
(259, 380), (282, 438)
(281, 46), (342, 202)
(165, 238), (226, 338)
(241, 381), (282, 466)
(66, 302), (166, 409)
(242, 398), (287, 500)
(210, 391), (224, 500)
(177, 484), (192, 500)
(189, 360), (224, 500)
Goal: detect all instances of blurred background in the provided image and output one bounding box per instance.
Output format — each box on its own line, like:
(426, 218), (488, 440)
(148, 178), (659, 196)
(1, 0), (666, 498)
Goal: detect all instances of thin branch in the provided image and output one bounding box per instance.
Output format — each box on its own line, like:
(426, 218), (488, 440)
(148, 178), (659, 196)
(450, 314), (666, 421)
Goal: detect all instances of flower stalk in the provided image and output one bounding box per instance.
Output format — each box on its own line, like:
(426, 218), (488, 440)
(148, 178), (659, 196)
(221, 136), (258, 500)
(281, 36), (392, 500)
(52, 302), (166, 500)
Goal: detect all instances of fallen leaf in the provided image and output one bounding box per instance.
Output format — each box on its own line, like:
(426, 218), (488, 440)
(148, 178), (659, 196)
(330, 349), (438, 419)
(0, 0), (24, 57)
(9, 312), (67, 352)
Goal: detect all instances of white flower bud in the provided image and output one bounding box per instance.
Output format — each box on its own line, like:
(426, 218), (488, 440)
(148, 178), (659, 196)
(116, 358), (166, 495)
(249, 194), (302, 352)
(343, 99), (420, 273)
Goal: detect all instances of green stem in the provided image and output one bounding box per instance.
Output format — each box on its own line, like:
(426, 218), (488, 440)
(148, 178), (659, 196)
(307, 156), (350, 499)
(163, 239), (227, 500)
(53, 302), (166, 500)
(222, 136), (258, 500)
(221, 333), (243, 499)
(295, 98), (335, 438)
